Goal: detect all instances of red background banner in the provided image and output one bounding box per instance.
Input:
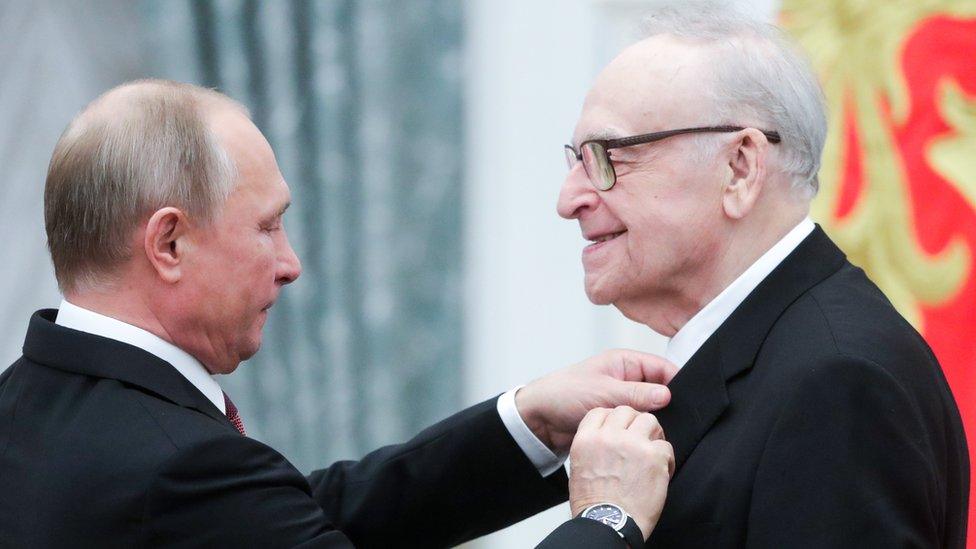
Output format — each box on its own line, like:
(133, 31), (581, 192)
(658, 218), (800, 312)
(798, 13), (976, 542)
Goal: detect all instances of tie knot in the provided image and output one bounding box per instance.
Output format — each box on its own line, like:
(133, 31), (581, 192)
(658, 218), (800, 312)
(223, 391), (246, 437)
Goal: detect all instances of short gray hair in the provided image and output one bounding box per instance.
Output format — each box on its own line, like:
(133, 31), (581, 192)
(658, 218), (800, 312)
(642, 1), (827, 198)
(45, 79), (245, 293)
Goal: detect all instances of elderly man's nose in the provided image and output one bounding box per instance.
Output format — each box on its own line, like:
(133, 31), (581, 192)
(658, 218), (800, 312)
(557, 166), (599, 220)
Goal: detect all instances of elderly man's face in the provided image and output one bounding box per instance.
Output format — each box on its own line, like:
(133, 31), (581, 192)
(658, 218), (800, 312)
(557, 37), (732, 325)
(176, 109), (302, 373)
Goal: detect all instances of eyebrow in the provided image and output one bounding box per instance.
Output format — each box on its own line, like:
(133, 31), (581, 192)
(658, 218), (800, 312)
(573, 129), (623, 148)
(264, 202), (290, 223)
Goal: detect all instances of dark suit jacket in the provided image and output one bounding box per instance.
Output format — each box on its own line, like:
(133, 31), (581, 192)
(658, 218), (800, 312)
(645, 226), (969, 548)
(0, 310), (622, 548)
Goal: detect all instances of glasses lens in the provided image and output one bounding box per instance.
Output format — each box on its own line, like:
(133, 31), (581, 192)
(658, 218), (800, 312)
(564, 146), (578, 171)
(581, 142), (615, 190)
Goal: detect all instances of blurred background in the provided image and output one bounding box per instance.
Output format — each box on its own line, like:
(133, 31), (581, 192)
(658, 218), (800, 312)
(1, 1), (973, 547)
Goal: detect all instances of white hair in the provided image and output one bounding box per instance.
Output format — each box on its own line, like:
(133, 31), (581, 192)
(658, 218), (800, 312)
(642, 0), (827, 199)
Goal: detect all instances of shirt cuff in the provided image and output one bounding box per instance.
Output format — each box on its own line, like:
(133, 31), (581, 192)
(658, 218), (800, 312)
(497, 385), (566, 477)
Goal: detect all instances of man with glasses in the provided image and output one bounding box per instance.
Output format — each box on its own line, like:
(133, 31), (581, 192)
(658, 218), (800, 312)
(556, 3), (968, 547)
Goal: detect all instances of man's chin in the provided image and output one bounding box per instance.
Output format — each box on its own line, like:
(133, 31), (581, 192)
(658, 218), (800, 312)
(584, 281), (616, 306)
(234, 332), (264, 365)
(242, 339), (262, 361)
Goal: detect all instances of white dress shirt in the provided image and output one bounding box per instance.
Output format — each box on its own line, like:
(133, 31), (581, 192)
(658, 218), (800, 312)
(666, 218), (816, 368)
(498, 386), (566, 476)
(54, 299), (558, 475)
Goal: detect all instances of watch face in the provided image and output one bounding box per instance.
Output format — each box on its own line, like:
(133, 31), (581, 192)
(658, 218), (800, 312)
(583, 504), (625, 528)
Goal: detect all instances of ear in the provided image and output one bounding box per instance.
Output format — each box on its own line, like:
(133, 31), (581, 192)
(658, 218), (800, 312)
(144, 207), (189, 284)
(722, 128), (768, 220)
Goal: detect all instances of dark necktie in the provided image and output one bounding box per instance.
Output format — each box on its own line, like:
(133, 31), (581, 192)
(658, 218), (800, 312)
(223, 392), (246, 436)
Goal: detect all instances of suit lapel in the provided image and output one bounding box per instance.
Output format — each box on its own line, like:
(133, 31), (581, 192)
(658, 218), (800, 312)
(22, 309), (232, 430)
(657, 226), (848, 472)
(655, 338), (728, 470)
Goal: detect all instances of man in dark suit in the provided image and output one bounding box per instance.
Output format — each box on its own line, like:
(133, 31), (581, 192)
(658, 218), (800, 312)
(557, 3), (968, 547)
(0, 80), (677, 547)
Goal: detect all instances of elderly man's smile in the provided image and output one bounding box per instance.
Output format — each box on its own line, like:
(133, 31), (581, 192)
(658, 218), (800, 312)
(583, 229), (627, 253)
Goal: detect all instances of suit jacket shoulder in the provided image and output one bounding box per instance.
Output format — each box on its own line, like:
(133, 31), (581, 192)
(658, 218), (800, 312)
(0, 310), (574, 548)
(650, 227), (968, 548)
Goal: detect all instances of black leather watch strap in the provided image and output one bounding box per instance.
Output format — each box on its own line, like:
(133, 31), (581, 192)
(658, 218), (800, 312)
(618, 515), (645, 548)
(575, 504), (646, 548)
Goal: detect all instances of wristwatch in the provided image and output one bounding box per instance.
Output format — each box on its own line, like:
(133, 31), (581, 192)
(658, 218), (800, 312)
(578, 502), (645, 548)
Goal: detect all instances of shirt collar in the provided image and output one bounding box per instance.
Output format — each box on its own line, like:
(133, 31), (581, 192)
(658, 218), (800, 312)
(55, 299), (226, 414)
(665, 218), (816, 368)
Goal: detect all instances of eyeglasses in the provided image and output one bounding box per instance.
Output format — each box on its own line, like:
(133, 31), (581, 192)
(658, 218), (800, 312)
(564, 125), (782, 191)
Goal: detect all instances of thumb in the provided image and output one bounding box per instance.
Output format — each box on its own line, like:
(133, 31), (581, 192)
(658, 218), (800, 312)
(616, 381), (671, 412)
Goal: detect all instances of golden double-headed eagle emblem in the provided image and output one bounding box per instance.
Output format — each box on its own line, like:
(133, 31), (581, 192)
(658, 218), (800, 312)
(782, 0), (976, 330)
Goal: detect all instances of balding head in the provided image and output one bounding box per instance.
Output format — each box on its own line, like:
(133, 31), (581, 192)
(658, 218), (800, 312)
(44, 79), (247, 293)
(579, 34), (716, 147)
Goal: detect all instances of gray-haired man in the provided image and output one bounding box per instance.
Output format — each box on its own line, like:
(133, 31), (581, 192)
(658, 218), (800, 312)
(558, 2), (968, 547)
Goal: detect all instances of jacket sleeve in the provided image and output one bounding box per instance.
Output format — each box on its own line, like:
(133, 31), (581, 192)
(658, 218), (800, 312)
(144, 397), (569, 548)
(145, 434), (353, 548)
(745, 354), (947, 548)
(305, 397), (569, 548)
(536, 517), (629, 548)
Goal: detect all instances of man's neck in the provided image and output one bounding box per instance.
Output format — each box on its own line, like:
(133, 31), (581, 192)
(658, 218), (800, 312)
(65, 283), (236, 375)
(63, 288), (178, 351)
(56, 298), (228, 413)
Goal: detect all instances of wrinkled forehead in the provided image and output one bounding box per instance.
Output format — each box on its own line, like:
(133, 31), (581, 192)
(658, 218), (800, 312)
(573, 36), (715, 145)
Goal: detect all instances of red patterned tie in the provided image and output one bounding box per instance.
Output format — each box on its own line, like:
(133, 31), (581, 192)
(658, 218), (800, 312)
(223, 392), (246, 436)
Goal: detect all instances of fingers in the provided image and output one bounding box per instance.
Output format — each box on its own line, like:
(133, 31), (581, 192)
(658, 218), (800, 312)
(603, 406), (641, 430)
(619, 381), (671, 411)
(594, 407), (664, 441)
(650, 439), (676, 478)
(643, 355), (679, 385)
(614, 349), (680, 385)
(577, 407), (611, 433)
(628, 412), (665, 440)
(568, 408), (674, 537)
